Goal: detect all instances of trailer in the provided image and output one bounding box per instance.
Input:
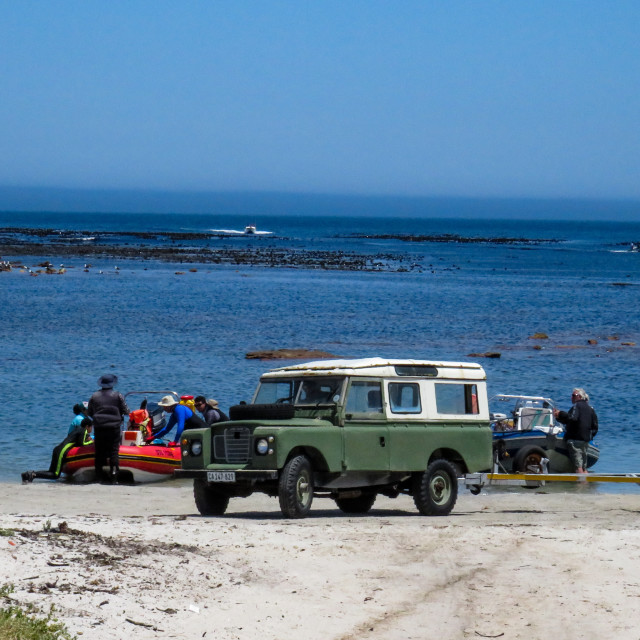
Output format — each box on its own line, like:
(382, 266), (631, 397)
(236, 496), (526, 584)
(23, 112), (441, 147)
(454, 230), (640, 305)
(465, 471), (640, 493)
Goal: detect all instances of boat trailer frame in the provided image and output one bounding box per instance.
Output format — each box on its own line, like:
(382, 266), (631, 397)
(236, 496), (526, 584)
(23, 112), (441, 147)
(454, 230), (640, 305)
(464, 471), (640, 492)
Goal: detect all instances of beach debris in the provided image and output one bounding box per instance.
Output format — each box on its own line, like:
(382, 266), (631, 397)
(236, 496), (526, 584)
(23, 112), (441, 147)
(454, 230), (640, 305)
(126, 618), (161, 630)
(529, 332), (548, 340)
(245, 348), (341, 360)
(189, 603), (200, 613)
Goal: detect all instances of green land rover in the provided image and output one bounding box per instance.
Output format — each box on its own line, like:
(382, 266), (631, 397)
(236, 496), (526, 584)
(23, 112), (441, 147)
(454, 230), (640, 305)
(175, 358), (493, 518)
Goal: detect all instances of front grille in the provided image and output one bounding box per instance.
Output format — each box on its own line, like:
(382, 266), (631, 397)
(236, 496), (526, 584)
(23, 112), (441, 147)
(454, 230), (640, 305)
(213, 426), (251, 463)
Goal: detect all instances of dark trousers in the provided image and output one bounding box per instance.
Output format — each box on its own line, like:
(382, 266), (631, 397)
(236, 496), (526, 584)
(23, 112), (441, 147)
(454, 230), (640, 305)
(33, 437), (76, 480)
(94, 426), (121, 479)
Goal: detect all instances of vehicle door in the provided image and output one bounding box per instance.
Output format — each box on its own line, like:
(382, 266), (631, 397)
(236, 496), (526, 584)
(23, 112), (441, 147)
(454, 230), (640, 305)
(385, 379), (427, 469)
(342, 378), (389, 471)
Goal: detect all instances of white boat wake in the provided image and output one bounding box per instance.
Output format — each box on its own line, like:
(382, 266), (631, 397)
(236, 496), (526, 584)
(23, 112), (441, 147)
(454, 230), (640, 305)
(210, 228), (273, 235)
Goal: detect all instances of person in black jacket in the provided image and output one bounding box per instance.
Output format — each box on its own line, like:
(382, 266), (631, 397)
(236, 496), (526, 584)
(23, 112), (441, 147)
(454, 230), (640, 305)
(22, 418), (94, 482)
(194, 396), (229, 425)
(554, 388), (598, 473)
(88, 373), (129, 483)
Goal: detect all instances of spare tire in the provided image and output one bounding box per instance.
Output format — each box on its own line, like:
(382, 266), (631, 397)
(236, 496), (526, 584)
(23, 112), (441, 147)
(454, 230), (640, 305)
(229, 403), (295, 421)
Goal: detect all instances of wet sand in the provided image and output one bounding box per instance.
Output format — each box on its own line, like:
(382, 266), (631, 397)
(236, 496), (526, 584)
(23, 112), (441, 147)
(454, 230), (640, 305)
(2, 482), (640, 639)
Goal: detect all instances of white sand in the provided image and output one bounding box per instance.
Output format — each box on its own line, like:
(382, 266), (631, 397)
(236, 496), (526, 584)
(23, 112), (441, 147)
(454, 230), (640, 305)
(2, 481), (640, 639)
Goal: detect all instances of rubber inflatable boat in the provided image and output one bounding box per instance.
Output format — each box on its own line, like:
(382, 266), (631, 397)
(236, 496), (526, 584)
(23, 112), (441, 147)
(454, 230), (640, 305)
(62, 390), (183, 483)
(62, 440), (181, 483)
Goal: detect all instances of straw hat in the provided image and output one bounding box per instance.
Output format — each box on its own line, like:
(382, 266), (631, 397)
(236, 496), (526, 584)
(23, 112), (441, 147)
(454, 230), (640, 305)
(158, 395), (179, 408)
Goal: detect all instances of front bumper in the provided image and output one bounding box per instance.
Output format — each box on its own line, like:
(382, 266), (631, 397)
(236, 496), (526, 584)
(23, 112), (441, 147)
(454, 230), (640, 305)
(174, 469), (278, 481)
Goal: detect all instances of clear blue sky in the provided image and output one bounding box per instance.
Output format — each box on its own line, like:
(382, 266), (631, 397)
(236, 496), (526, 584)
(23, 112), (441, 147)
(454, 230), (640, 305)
(1, 1), (639, 200)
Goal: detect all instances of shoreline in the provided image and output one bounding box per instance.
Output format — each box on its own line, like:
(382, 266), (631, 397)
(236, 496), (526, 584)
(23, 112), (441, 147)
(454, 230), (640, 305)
(3, 486), (640, 639)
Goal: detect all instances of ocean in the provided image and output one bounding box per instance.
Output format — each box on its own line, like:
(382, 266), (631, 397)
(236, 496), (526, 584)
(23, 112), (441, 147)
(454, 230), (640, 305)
(1, 209), (639, 491)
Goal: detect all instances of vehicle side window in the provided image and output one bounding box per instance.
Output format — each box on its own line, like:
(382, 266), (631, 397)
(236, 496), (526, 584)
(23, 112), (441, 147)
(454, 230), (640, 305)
(388, 382), (421, 414)
(346, 381), (383, 414)
(435, 383), (479, 415)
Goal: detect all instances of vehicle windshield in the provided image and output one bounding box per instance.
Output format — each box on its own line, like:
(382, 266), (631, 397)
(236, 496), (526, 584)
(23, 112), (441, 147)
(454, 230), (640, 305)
(254, 377), (345, 406)
(490, 395), (557, 432)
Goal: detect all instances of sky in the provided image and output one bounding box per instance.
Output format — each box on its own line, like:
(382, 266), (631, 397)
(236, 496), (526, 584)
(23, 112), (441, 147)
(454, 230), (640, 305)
(1, 1), (640, 202)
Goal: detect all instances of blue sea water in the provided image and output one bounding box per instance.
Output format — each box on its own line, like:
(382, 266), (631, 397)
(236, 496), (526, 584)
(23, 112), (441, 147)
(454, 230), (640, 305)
(1, 210), (639, 491)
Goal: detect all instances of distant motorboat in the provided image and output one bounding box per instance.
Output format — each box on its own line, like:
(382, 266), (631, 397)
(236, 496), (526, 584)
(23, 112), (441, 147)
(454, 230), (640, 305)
(630, 242), (639, 253)
(244, 224), (257, 235)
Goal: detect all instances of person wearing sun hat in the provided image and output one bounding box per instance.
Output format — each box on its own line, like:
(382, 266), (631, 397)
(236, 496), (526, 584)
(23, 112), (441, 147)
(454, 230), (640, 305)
(87, 373), (129, 483)
(148, 394), (207, 442)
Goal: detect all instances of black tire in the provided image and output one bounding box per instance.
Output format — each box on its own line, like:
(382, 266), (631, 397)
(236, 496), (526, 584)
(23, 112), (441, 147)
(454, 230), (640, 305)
(512, 445), (546, 473)
(413, 459), (458, 516)
(335, 493), (377, 514)
(278, 455), (313, 518)
(193, 479), (230, 516)
(229, 403), (295, 421)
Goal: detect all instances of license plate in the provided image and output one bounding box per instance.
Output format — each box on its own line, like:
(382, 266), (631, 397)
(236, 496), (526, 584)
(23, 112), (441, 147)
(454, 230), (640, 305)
(207, 471), (236, 483)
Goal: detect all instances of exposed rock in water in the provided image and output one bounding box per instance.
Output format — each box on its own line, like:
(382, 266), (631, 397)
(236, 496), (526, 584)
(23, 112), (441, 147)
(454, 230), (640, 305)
(245, 348), (341, 360)
(467, 352), (501, 359)
(529, 332), (549, 340)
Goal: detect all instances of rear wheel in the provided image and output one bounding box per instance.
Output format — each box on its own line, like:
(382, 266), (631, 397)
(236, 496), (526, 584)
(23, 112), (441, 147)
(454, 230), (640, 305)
(278, 455), (313, 518)
(335, 493), (377, 514)
(413, 459), (458, 516)
(193, 479), (230, 516)
(512, 445), (546, 472)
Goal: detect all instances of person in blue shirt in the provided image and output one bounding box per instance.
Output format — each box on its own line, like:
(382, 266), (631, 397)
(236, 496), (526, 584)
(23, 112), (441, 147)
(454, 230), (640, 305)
(68, 402), (89, 435)
(149, 395), (207, 442)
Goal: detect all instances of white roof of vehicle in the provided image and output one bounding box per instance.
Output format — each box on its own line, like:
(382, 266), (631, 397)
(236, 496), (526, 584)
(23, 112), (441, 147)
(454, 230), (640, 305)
(262, 357), (486, 380)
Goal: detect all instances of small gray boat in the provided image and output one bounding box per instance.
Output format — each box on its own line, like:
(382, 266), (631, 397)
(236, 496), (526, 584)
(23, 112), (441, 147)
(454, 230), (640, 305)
(491, 394), (599, 473)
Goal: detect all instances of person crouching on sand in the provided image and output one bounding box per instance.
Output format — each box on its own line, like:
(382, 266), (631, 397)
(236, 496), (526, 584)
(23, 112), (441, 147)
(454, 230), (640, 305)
(22, 417), (94, 483)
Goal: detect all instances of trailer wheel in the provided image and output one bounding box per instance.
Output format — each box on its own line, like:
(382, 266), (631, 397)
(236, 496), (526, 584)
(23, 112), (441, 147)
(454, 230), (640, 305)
(513, 445), (546, 473)
(278, 455), (313, 518)
(194, 479), (230, 516)
(413, 459), (458, 516)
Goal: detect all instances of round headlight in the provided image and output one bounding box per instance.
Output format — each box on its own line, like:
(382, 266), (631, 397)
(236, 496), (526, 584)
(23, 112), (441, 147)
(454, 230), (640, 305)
(255, 438), (269, 455)
(190, 440), (202, 456)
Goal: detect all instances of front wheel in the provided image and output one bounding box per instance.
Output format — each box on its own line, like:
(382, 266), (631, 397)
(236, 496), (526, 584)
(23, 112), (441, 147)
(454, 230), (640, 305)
(193, 479), (230, 516)
(278, 455), (313, 518)
(413, 459), (458, 516)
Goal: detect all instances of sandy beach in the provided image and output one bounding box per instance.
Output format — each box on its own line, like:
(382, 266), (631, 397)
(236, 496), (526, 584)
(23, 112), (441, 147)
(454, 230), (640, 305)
(2, 482), (640, 639)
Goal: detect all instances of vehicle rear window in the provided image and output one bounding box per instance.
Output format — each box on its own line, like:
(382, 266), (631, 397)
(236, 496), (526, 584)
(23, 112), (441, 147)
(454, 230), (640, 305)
(435, 383), (479, 415)
(388, 382), (422, 414)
